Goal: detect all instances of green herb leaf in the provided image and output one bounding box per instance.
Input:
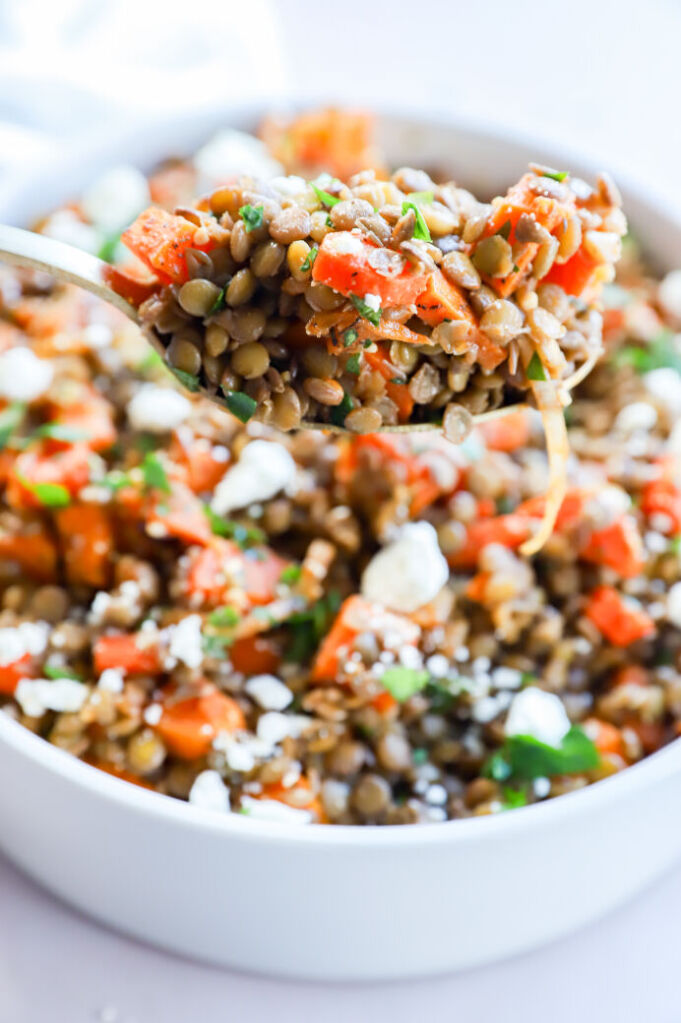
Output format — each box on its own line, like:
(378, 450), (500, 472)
(141, 452), (171, 494)
(389, 376), (406, 385)
(208, 606), (241, 628)
(407, 190), (435, 205)
(343, 328), (358, 347)
(401, 200), (432, 243)
(101, 470), (132, 492)
(349, 293), (381, 326)
(279, 564), (302, 586)
(0, 402), (25, 451)
(330, 391), (353, 427)
(19, 478), (71, 508)
(613, 330), (681, 375)
(32, 423), (87, 442)
(541, 169), (568, 182)
(208, 287), (226, 315)
(484, 725), (600, 783)
(202, 634), (232, 659)
(527, 352), (547, 381)
(412, 747), (429, 765)
(670, 535), (681, 555)
(239, 204), (264, 232)
(346, 353), (361, 375)
(497, 220), (512, 240)
(203, 504), (265, 547)
(300, 247), (318, 273)
(501, 785), (528, 810)
(223, 389), (257, 423)
(171, 368), (200, 392)
(97, 232), (122, 264)
(137, 348), (165, 374)
(285, 590), (341, 663)
(380, 666), (430, 703)
(311, 183), (340, 208)
(43, 663), (83, 682)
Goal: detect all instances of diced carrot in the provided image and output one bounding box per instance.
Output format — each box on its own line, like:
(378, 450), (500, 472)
(516, 488), (590, 533)
(603, 307), (626, 340)
(364, 348), (414, 421)
(93, 634), (162, 675)
(55, 503), (113, 588)
(230, 635), (281, 675)
(240, 547), (289, 606)
(448, 514), (532, 569)
(0, 653), (34, 696)
(6, 443), (91, 510)
(86, 759), (154, 790)
(622, 716), (667, 755)
(415, 271), (506, 370)
(641, 478), (681, 534)
(611, 665), (649, 688)
(544, 247), (602, 297)
(335, 433), (447, 514)
(371, 689), (398, 715)
(583, 718), (626, 758)
(585, 586), (655, 647)
(465, 572), (490, 603)
(580, 514), (646, 579)
(169, 433), (229, 494)
(312, 231), (428, 307)
(184, 539), (288, 609)
(185, 544), (227, 607)
(147, 483), (212, 546)
(155, 685), (245, 760)
(121, 207), (216, 286)
(479, 409), (531, 452)
(148, 162), (197, 209)
(261, 107), (381, 181)
(312, 595), (375, 682)
(0, 528), (58, 581)
(102, 264), (160, 308)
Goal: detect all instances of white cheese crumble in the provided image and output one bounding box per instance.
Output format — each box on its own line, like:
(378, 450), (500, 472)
(644, 368), (681, 417)
(614, 401), (658, 434)
(244, 674), (293, 711)
(81, 323), (113, 350)
(666, 581), (681, 629)
(42, 209), (100, 254)
(658, 271), (681, 322)
(239, 795), (312, 825)
(0, 621), (49, 666)
(81, 165), (150, 232)
(188, 770), (230, 813)
(211, 440), (296, 516)
(128, 384), (192, 434)
(168, 615), (204, 669)
(363, 292), (381, 312)
(194, 130), (282, 190)
(533, 777), (551, 799)
(144, 703), (163, 726)
(361, 521), (449, 613)
(98, 668), (125, 694)
(0, 348), (54, 403)
(269, 175), (308, 198)
(15, 678), (88, 718)
(324, 231), (365, 256)
(504, 686), (571, 748)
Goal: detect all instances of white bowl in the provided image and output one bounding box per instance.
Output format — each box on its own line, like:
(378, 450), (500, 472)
(1, 107), (680, 981)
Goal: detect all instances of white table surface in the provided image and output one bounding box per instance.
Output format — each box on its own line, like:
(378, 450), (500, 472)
(3, 0), (681, 1019)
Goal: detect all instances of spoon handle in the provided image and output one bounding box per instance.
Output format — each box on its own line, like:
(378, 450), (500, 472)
(0, 224), (139, 323)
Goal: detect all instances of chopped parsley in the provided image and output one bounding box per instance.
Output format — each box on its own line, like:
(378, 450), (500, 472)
(223, 389), (257, 423)
(137, 348), (164, 374)
(208, 287), (226, 315)
(390, 376), (407, 385)
(311, 183), (341, 208)
(101, 470), (132, 492)
(43, 663), (83, 682)
(407, 190), (435, 205)
(349, 293), (381, 326)
(141, 452), (171, 494)
(424, 679), (457, 712)
(484, 726), (600, 783)
(208, 606), (241, 628)
(239, 204), (264, 232)
(380, 666), (430, 703)
(0, 402), (25, 451)
(670, 535), (681, 555)
(541, 168), (569, 182)
(613, 330), (681, 375)
(285, 590), (342, 663)
(330, 391), (354, 427)
(497, 220), (512, 240)
(279, 564), (302, 585)
(171, 368), (200, 393)
(346, 353), (361, 375)
(32, 423), (87, 442)
(343, 328), (358, 347)
(203, 504), (265, 547)
(412, 747), (429, 765)
(401, 200), (431, 243)
(300, 247), (318, 273)
(501, 786), (528, 810)
(18, 478), (71, 508)
(202, 633), (232, 659)
(527, 352), (547, 381)
(97, 232), (122, 264)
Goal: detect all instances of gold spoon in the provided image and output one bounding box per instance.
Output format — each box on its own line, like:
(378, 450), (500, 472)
(0, 224), (527, 433)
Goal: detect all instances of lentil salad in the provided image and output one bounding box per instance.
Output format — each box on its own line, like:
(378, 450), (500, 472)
(0, 110), (680, 826)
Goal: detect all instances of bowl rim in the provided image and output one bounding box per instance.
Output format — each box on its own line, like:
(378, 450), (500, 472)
(2, 101), (680, 848)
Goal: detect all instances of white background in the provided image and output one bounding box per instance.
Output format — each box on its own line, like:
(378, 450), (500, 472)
(1, 0), (681, 1019)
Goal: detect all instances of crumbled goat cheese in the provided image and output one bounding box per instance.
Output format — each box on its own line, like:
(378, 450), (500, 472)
(98, 668), (125, 693)
(533, 777), (551, 799)
(658, 271), (681, 322)
(363, 292), (381, 311)
(586, 485), (631, 528)
(244, 674), (293, 711)
(361, 521), (448, 613)
(15, 678), (88, 718)
(425, 654), (450, 678)
(42, 209), (100, 253)
(0, 621), (49, 666)
(614, 401), (658, 434)
(211, 440), (296, 516)
(128, 384), (192, 434)
(269, 175), (308, 197)
(188, 770), (230, 813)
(168, 615), (204, 669)
(491, 666), (523, 689)
(81, 323), (113, 349)
(194, 130), (282, 190)
(505, 686), (571, 747)
(81, 165), (150, 232)
(324, 231), (365, 256)
(256, 711), (294, 746)
(0, 348), (53, 402)
(239, 796), (312, 825)
(666, 581), (681, 629)
(645, 368), (681, 417)
(144, 704), (163, 726)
